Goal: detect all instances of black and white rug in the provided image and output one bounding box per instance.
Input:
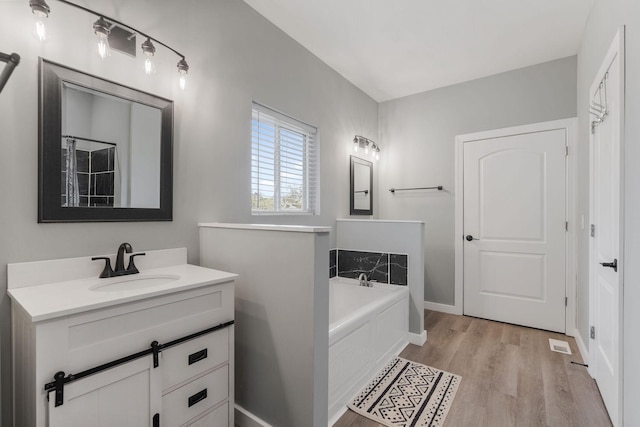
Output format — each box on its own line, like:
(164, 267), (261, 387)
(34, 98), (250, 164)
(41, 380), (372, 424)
(348, 357), (461, 427)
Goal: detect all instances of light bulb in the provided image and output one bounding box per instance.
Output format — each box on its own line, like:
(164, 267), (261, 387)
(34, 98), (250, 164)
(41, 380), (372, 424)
(93, 17), (111, 59)
(97, 37), (111, 59)
(33, 13), (48, 41)
(177, 58), (189, 90)
(144, 58), (156, 75)
(376, 151), (380, 160)
(141, 39), (156, 75)
(365, 145), (369, 155)
(30, 0), (50, 41)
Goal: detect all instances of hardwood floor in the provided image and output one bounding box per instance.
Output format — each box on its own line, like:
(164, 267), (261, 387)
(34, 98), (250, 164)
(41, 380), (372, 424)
(333, 310), (612, 427)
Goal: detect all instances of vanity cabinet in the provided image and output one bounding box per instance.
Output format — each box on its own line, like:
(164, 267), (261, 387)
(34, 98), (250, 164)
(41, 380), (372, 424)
(10, 270), (235, 427)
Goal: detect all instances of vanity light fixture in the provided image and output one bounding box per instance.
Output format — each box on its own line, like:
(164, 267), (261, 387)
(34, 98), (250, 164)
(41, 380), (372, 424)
(28, 0), (190, 89)
(352, 135), (381, 160)
(141, 38), (156, 75)
(29, 0), (50, 41)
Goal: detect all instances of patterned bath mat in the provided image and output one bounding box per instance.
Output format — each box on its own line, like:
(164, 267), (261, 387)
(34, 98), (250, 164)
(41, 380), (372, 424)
(348, 357), (461, 427)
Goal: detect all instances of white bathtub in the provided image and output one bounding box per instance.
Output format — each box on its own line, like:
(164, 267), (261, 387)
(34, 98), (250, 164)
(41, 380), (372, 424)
(328, 277), (409, 425)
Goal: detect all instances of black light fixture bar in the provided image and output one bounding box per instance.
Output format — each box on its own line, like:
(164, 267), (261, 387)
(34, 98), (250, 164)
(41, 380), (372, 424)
(0, 52), (20, 94)
(54, 0), (186, 60)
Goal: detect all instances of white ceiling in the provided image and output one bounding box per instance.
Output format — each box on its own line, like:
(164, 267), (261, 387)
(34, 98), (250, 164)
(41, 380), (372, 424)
(242, 0), (595, 102)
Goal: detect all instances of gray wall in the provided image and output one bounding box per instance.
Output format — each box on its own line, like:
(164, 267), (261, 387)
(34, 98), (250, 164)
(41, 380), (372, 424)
(200, 226), (329, 427)
(0, 0), (377, 424)
(575, 0), (640, 424)
(377, 57), (577, 305)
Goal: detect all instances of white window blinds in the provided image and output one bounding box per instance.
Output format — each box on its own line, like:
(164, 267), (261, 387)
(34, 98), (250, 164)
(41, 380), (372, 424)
(251, 102), (319, 214)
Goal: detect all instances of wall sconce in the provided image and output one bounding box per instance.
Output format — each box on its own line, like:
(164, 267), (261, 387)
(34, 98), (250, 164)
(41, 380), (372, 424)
(353, 135), (380, 160)
(28, 0), (190, 89)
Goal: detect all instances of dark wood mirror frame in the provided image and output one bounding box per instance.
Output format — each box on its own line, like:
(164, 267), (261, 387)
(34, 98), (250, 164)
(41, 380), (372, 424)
(350, 155), (373, 215)
(38, 58), (173, 222)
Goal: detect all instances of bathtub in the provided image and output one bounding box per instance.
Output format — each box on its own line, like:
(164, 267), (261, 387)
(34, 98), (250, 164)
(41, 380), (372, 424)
(328, 277), (409, 424)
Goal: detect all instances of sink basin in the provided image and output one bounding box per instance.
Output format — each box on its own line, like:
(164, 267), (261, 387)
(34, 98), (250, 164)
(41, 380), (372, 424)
(90, 274), (180, 292)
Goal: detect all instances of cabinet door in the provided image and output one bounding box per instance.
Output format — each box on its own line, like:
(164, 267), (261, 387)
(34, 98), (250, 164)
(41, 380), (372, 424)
(48, 357), (160, 427)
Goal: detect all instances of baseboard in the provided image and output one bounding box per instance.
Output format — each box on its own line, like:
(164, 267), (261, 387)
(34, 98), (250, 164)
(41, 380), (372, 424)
(235, 404), (273, 427)
(573, 328), (590, 368)
(328, 406), (348, 427)
(423, 301), (458, 315)
(408, 330), (427, 346)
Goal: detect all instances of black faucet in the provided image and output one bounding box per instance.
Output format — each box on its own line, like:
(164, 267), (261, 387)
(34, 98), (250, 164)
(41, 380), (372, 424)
(92, 243), (146, 278)
(115, 242), (132, 272)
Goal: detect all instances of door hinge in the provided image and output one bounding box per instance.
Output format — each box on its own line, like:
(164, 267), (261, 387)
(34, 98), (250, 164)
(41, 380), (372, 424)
(590, 326), (595, 339)
(565, 297), (568, 306)
(566, 146), (569, 156)
(590, 224), (595, 237)
(565, 221), (568, 232)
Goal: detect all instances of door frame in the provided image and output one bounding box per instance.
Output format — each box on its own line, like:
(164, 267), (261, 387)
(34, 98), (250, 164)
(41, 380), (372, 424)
(588, 26), (625, 426)
(454, 118), (577, 336)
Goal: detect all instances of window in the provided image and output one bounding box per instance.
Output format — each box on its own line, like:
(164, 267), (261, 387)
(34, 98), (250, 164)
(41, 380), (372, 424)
(251, 102), (318, 214)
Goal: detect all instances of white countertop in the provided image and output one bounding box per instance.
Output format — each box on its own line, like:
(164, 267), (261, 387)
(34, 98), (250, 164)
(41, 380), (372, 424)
(8, 264), (237, 322)
(198, 222), (332, 233)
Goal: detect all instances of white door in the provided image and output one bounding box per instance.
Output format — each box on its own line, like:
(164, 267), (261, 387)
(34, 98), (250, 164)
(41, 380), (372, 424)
(463, 128), (567, 332)
(589, 28), (624, 427)
(48, 357), (160, 427)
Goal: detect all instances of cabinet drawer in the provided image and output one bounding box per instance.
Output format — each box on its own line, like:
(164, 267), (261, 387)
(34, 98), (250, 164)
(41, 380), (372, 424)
(184, 401), (228, 426)
(162, 327), (229, 390)
(162, 365), (228, 426)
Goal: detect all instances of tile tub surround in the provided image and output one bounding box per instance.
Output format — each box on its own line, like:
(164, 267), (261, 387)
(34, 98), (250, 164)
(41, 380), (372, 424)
(335, 249), (407, 286)
(390, 254), (408, 286)
(330, 249), (337, 278)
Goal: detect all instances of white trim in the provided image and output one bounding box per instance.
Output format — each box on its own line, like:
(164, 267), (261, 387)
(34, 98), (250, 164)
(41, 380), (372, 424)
(408, 330), (427, 346)
(337, 219), (425, 224)
(454, 118), (578, 332)
(588, 26), (625, 426)
(424, 301), (459, 315)
(328, 406), (349, 427)
(198, 223), (331, 233)
(574, 328), (590, 370)
(235, 404), (274, 427)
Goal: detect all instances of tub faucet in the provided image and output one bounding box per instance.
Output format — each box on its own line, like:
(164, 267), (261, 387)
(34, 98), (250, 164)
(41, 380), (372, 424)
(358, 273), (371, 287)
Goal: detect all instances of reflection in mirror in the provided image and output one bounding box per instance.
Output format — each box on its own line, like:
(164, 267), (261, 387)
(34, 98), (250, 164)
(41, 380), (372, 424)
(350, 156), (373, 215)
(61, 82), (161, 209)
(39, 59), (173, 222)
(353, 162), (370, 210)
(62, 137), (118, 207)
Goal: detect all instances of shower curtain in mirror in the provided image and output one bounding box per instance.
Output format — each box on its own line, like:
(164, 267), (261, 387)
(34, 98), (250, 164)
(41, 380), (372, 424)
(65, 138), (80, 207)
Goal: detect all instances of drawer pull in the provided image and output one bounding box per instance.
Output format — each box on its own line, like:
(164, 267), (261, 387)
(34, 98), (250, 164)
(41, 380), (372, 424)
(188, 348), (208, 365)
(188, 388), (208, 407)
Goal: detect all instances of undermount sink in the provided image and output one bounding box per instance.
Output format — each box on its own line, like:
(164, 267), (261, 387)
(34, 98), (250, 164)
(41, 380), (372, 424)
(90, 274), (180, 292)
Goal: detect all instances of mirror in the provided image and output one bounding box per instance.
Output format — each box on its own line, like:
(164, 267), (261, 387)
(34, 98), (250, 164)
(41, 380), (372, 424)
(350, 156), (373, 215)
(39, 59), (173, 222)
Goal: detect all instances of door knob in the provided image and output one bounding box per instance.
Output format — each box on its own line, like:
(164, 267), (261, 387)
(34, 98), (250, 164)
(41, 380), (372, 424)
(465, 235), (477, 241)
(600, 259), (618, 272)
